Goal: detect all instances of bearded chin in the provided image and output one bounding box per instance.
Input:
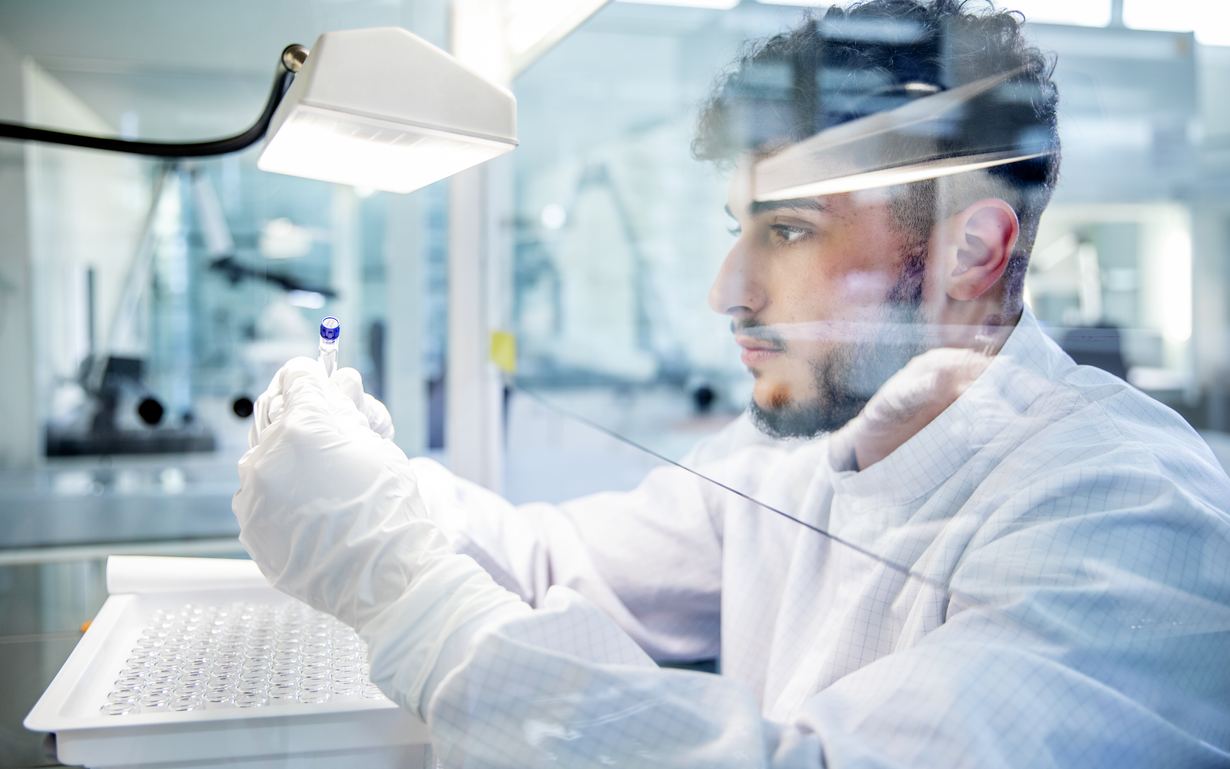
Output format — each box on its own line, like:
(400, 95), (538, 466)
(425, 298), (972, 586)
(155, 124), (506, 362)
(750, 243), (930, 440)
(749, 355), (870, 438)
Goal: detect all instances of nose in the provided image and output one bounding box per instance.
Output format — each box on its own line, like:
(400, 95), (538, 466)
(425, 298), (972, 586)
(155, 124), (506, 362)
(708, 236), (766, 318)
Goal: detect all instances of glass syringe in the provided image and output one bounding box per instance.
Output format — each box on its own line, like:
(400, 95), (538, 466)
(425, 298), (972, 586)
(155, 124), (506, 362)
(319, 316), (340, 376)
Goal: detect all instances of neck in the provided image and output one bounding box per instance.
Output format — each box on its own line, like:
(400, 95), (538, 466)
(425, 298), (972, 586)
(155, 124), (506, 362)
(933, 295), (1021, 355)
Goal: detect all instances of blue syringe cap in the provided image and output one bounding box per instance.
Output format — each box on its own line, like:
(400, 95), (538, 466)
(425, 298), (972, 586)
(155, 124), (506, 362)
(320, 317), (341, 341)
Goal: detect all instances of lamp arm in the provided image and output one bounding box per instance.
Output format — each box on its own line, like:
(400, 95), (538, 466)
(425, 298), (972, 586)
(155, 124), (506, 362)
(0, 44), (307, 158)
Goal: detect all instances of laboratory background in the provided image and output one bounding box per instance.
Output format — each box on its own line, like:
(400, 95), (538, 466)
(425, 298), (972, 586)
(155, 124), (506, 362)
(0, 0), (1228, 765)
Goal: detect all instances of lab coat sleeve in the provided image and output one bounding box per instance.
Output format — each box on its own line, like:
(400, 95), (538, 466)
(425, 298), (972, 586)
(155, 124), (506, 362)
(421, 586), (823, 769)
(406, 453), (738, 662)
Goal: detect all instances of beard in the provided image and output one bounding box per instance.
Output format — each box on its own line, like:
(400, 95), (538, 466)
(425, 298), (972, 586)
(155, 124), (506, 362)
(749, 242), (930, 439)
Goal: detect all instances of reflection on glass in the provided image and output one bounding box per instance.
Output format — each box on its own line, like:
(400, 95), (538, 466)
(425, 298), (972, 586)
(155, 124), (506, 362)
(404, 0), (1230, 764)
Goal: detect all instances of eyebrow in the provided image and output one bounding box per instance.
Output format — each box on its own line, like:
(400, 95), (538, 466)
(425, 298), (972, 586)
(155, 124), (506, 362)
(749, 198), (828, 216)
(725, 199), (828, 218)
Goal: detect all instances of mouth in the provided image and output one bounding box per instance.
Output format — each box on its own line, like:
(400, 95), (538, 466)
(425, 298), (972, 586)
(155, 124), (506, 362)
(734, 334), (784, 367)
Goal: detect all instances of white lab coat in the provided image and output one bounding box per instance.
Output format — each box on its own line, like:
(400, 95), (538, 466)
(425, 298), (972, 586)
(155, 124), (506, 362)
(379, 308), (1230, 768)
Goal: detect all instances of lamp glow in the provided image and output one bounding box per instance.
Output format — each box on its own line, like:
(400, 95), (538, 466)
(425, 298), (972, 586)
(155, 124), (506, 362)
(260, 105), (513, 193)
(258, 28), (518, 194)
(756, 150), (1050, 201)
(753, 68), (1053, 202)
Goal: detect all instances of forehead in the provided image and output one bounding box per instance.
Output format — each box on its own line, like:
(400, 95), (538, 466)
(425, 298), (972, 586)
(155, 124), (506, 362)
(726, 154), (868, 219)
(726, 170), (881, 224)
(724, 155), (913, 249)
(728, 145), (874, 210)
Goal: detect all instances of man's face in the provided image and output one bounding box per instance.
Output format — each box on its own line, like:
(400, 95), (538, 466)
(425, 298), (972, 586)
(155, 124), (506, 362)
(710, 161), (937, 438)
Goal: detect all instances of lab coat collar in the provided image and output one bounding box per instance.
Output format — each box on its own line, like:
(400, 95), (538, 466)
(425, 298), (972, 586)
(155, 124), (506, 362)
(830, 306), (1062, 506)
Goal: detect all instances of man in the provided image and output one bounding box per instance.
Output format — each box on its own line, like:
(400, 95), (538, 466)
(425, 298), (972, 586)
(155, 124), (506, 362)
(233, 1), (1230, 766)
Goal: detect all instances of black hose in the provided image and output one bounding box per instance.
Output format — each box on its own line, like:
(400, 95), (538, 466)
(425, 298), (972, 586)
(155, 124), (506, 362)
(0, 67), (295, 158)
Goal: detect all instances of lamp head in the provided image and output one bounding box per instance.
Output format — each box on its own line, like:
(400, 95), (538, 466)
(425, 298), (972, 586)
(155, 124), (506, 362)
(258, 28), (518, 194)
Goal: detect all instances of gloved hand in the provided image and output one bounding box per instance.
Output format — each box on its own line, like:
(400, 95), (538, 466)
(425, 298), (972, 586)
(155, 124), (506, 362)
(235, 356), (437, 630)
(249, 361), (394, 448)
(234, 357), (526, 716)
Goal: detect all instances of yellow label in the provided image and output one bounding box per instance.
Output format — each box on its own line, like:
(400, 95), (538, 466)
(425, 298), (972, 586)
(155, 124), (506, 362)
(490, 331), (517, 375)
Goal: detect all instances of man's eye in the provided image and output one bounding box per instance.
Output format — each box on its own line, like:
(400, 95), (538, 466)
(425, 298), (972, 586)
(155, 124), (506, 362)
(771, 224), (808, 243)
(727, 221), (742, 236)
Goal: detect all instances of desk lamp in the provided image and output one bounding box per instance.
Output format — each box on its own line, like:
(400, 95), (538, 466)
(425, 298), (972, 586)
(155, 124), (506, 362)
(0, 28), (518, 194)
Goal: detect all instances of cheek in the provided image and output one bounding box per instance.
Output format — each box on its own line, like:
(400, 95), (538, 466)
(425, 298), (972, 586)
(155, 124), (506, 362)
(841, 270), (894, 305)
(787, 268), (895, 323)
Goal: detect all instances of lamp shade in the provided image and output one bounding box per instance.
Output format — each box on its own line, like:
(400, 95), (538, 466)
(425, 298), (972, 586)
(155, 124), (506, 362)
(258, 28), (518, 194)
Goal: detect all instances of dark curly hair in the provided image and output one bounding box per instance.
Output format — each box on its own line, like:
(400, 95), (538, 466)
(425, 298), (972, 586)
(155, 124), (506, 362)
(694, 0), (1062, 305)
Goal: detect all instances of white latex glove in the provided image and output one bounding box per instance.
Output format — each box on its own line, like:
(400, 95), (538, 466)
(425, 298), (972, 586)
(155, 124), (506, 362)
(249, 361), (394, 449)
(829, 347), (993, 471)
(233, 357), (526, 716)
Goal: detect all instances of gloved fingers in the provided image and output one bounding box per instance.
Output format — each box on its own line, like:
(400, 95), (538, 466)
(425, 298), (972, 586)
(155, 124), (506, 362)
(266, 394), (286, 426)
(250, 357), (327, 446)
(363, 394), (396, 441)
(279, 358), (341, 418)
(280, 358), (372, 436)
(249, 391), (267, 448)
(331, 367), (367, 412)
(277, 356), (329, 393)
(249, 367), (288, 448)
(331, 367), (395, 441)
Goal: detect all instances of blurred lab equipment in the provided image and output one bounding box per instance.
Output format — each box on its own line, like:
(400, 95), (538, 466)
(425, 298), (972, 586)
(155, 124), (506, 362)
(45, 165), (217, 456)
(207, 256), (336, 301)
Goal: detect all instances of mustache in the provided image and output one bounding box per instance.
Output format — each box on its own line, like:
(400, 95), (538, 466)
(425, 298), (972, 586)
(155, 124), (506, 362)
(731, 319), (786, 349)
(732, 319), (952, 347)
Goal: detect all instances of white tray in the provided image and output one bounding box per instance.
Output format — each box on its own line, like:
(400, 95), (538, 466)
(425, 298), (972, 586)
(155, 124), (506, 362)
(24, 557), (433, 769)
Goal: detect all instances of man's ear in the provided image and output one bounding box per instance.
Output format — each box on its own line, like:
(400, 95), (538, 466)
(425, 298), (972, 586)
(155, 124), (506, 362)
(941, 199), (1020, 302)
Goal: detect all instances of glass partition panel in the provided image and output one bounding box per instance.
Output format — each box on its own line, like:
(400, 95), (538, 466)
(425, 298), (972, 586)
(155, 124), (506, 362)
(497, 2), (1230, 764)
(507, 0), (1230, 495)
